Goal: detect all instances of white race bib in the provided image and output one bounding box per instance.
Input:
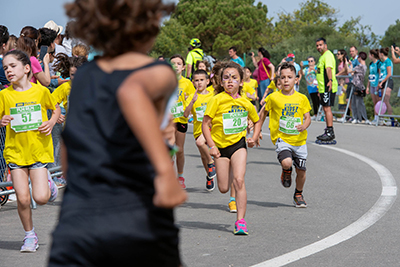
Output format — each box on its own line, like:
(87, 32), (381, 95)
(379, 73), (385, 82)
(368, 74), (376, 83)
(171, 102), (184, 119)
(195, 105), (207, 122)
(222, 111), (248, 135)
(279, 116), (301, 135)
(10, 104), (42, 133)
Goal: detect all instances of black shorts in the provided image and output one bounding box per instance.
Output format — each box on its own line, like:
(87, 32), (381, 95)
(218, 137), (247, 159)
(319, 91), (336, 107)
(49, 194), (181, 267)
(175, 122), (188, 133)
(381, 78), (393, 90)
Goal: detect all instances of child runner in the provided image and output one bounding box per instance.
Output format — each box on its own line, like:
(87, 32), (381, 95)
(184, 69), (216, 191)
(0, 50), (60, 252)
(202, 61), (260, 235)
(48, 0), (186, 266)
(254, 62), (311, 207)
(243, 66), (258, 105)
(170, 54), (196, 189)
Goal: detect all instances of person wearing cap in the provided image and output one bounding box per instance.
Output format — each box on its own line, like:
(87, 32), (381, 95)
(186, 38), (203, 79)
(282, 53), (302, 91)
(43, 20), (67, 56)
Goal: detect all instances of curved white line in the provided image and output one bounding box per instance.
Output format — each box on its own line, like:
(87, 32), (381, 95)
(252, 135), (397, 267)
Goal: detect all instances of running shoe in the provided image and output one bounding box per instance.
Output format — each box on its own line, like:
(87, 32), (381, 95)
(20, 234), (39, 252)
(233, 218), (248, 235)
(228, 200), (237, 213)
(207, 162), (216, 179)
(293, 193), (307, 208)
(178, 177), (186, 190)
(53, 176), (67, 189)
(48, 171), (58, 202)
(280, 168), (292, 188)
(206, 176), (215, 192)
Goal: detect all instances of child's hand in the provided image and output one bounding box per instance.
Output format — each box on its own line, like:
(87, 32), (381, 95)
(184, 92), (189, 101)
(246, 92), (251, 98)
(38, 120), (55, 136)
(0, 115), (13, 127)
(296, 124), (306, 132)
(153, 169), (187, 208)
(209, 146), (220, 159)
(43, 53), (50, 65)
(57, 114), (65, 124)
(247, 120), (254, 131)
(247, 137), (259, 148)
(192, 89), (198, 102)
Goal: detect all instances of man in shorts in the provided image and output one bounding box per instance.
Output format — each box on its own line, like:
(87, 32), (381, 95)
(315, 38), (338, 142)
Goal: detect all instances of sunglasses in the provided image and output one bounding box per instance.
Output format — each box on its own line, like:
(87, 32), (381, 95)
(308, 60), (314, 62)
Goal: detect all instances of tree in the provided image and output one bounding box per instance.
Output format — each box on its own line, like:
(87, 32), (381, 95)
(339, 16), (379, 48)
(380, 19), (400, 48)
(171, 0), (273, 57)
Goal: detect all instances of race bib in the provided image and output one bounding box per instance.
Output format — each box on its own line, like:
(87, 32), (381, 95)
(195, 105), (207, 122)
(223, 111), (248, 135)
(10, 104), (42, 133)
(279, 116), (301, 135)
(368, 74), (376, 83)
(171, 102), (184, 119)
(379, 73), (385, 82)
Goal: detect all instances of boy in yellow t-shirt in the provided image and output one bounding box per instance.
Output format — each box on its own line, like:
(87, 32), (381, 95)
(243, 67), (258, 105)
(184, 70), (216, 191)
(170, 54), (196, 189)
(202, 62), (261, 235)
(254, 63), (311, 208)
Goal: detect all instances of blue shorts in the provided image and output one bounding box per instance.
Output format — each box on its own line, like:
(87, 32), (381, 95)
(8, 162), (47, 170)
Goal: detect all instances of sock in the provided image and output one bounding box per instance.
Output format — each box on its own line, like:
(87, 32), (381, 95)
(327, 126), (333, 130)
(25, 227), (35, 237)
(230, 197), (236, 203)
(375, 115), (379, 120)
(178, 172), (184, 178)
(295, 189), (303, 195)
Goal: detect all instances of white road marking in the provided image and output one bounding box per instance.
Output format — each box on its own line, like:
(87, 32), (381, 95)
(252, 135), (397, 267)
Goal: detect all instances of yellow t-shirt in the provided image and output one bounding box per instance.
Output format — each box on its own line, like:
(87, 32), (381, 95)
(52, 80), (71, 112)
(172, 77), (196, 124)
(338, 84), (347, 105)
(241, 83), (256, 102)
(245, 79), (258, 97)
(185, 90), (214, 139)
(0, 83), (57, 165)
(264, 90), (311, 146)
(204, 92), (259, 148)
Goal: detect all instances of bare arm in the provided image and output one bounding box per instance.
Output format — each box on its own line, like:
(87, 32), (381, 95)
(251, 53), (258, 68)
(296, 112), (311, 132)
(38, 104), (61, 136)
(117, 80), (186, 208)
(268, 63), (275, 82)
(202, 115), (220, 158)
(391, 46), (400, 64)
(34, 54), (51, 87)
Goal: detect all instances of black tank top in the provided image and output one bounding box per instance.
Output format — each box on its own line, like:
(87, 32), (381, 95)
(62, 60), (173, 201)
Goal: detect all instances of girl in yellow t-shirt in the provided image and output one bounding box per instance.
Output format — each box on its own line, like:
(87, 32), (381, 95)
(243, 67), (258, 104)
(52, 53), (88, 124)
(0, 50), (61, 252)
(184, 70), (216, 192)
(202, 61), (261, 235)
(170, 54), (196, 189)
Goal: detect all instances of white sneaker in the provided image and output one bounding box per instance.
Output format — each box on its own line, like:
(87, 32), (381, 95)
(384, 120), (392, 126)
(352, 119), (359, 124)
(365, 120), (372, 125)
(337, 117), (345, 122)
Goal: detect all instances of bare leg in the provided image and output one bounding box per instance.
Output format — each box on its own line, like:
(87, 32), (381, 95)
(11, 168), (33, 231)
(230, 148), (248, 221)
(175, 130), (186, 174)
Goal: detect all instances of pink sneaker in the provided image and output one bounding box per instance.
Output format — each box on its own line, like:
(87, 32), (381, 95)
(48, 171), (58, 202)
(178, 177), (186, 189)
(233, 218), (248, 235)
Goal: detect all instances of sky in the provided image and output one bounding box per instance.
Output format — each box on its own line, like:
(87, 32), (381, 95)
(2, 0), (398, 37)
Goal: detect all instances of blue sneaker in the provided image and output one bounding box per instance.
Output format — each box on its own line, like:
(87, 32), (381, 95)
(207, 162), (216, 179)
(206, 176), (215, 192)
(20, 234), (39, 252)
(48, 171), (58, 202)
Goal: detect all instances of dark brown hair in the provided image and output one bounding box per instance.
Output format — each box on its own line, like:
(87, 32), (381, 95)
(4, 49), (32, 77)
(0, 25), (9, 45)
(196, 60), (210, 72)
(53, 53), (87, 78)
(369, 49), (379, 59)
(280, 62), (296, 74)
(379, 47), (389, 56)
(65, 0), (175, 57)
(338, 49), (347, 61)
(358, 52), (367, 61)
(170, 54), (185, 66)
(17, 26), (40, 57)
(210, 61), (228, 93)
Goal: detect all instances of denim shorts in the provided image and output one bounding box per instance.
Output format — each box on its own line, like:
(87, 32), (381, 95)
(8, 162), (48, 170)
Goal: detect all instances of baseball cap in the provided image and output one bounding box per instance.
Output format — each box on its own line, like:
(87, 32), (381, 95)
(287, 53), (295, 58)
(44, 20), (63, 35)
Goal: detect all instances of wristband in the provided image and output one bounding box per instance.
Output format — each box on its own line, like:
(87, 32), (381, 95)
(209, 146), (216, 150)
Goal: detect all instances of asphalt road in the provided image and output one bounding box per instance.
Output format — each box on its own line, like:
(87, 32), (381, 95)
(0, 120), (399, 267)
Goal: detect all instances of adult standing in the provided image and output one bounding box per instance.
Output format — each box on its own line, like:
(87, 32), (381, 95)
(348, 52), (370, 124)
(378, 47), (394, 126)
(251, 47), (274, 104)
(43, 20), (68, 56)
(300, 56), (319, 120)
(336, 49), (351, 122)
(315, 38), (338, 143)
(229, 46), (245, 67)
(366, 49), (381, 124)
(185, 38), (203, 79)
(391, 45), (400, 64)
(0, 25), (10, 86)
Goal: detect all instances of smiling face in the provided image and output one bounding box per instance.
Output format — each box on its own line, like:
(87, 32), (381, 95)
(349, 47), (357, 58)
(171, 57), (185, 76)
(280, 68), (297, 94)
(3, 54), (30, 84)
(221, 67), (243, 94)
(316, 40), (326, 54)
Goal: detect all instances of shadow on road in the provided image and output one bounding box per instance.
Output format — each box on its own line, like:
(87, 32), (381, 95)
(176, 220), (231, 232)
(247, 200), (293, 208)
